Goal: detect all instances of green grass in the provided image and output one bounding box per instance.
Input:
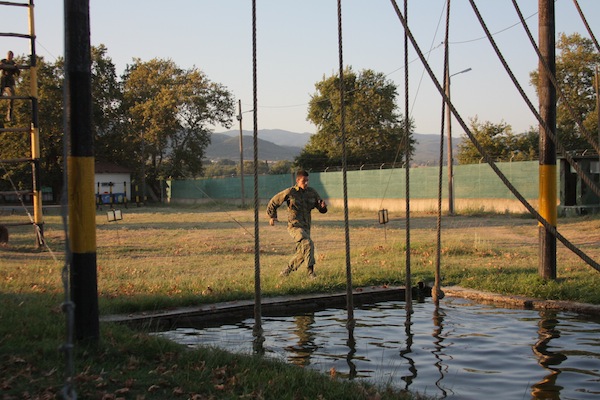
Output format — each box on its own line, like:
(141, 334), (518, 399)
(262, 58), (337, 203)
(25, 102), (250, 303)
(2, 204), (600, 398)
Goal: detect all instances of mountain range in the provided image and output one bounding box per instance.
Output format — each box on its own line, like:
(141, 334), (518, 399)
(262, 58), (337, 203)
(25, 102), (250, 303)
(207, 129), (461, 166)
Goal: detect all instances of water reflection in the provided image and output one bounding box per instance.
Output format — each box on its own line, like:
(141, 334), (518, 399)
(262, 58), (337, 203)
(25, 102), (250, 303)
(531, 311), (566, 399)
(155, 299), (600, 399)
(284, 314), (317, 366)
(432, 307), (448, 397)
(399, 311), (417, 389)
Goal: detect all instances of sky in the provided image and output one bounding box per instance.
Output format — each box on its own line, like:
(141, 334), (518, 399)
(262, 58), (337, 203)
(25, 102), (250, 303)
(2, 0), (599, 138)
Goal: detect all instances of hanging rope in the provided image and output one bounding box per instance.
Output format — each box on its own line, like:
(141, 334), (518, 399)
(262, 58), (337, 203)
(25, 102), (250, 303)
(572, 0), (600, 53)
(403, 0), (412, 313)
(251, 0), (263, 353)
(434, 0), (451, 307)
(388, 0), (600, 273)
(337, 0), (354, 327)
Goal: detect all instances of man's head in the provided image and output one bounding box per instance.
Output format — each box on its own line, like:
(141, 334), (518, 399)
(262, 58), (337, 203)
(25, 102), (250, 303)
(6, 51), (13, 60)
(296, 170), (309, 190)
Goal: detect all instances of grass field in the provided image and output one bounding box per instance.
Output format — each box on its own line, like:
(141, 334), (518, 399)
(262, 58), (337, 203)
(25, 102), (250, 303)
(1, 203), (599, 398)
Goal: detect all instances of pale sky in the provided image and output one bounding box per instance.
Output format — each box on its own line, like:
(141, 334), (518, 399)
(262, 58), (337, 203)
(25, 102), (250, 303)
(2, 1), (599, 137)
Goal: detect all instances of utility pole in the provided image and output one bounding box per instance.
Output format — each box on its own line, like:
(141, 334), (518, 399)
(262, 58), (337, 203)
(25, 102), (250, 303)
(237, 100), (245, 207)
(65, 0), (99, 341)
(596, 65), (600, 155)
(538, 0), (557, 280)
(445, 67), (472, 215)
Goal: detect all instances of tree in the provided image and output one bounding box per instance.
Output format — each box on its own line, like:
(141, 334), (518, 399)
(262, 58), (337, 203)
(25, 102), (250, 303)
(122, 58), (235, 192)
(456, 118), (539, 164)
(298, 67), (413, 170)
(530, 33), (600, 151)
(0, 55), (65, 200)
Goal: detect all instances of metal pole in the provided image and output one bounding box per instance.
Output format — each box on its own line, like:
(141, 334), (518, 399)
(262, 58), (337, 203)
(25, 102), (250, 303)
(596, 65), (600, 156)
(446, 67), (471, 215)
(538, 0), (557, 280)
(237, 100), (245, 207)
(445, 67), (454, 215)
(65, 0), (99, 341)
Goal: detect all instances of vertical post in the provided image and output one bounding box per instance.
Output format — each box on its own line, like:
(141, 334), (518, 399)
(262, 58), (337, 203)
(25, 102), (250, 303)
(65, 0), (99, 341)
(29, 0), (44, 247)
(237, 100), (245, 207)
(538, 0), (557, 280)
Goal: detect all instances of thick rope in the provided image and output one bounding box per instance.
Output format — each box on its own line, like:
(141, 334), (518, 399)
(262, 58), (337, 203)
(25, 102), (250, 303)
(388, 0), (600, 272)
(434, 0), (450, 307)
(403, 0), (412, 313)
(572, 0), (600, 53)
(337, 0), (354, 327)
(251, 0), (263, 352)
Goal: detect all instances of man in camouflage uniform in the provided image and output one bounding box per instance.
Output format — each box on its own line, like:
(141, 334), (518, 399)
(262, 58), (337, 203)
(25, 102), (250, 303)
(267, 170), (327, 278)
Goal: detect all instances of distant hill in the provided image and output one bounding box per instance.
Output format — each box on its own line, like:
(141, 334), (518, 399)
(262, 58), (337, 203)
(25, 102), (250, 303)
(208, 129), (462, 165)
(207, 132), (301, 161)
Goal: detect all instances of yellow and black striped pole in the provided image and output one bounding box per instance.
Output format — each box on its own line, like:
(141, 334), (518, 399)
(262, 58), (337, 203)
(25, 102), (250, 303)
(538, 0), (557, 280)
(65, 0), (99, 341)
(28, 0), (44, 247)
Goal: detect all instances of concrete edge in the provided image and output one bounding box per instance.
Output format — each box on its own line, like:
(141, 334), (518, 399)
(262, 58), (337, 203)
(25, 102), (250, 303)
(443, 286), (600, 316)
(101, 285), (600, 331)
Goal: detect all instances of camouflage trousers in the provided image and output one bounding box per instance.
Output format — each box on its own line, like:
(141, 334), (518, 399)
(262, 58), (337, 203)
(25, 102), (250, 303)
(287, 226), (314, 271)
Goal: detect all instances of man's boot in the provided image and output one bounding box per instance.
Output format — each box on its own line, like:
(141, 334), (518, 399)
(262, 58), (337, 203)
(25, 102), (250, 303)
(307, 265), (317, 279)
(280, 265), (293, 277)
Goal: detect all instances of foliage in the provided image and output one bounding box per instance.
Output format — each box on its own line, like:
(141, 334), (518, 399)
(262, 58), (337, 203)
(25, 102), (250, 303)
(268, 160), (294, 175)
(0, 47), (235, 202)
(530, 32), (600, 151)
(203, 159), (274, 178)
(456, 118), (539, 164)
(122, 58), (236, 191)
(298, 68), (414, 170)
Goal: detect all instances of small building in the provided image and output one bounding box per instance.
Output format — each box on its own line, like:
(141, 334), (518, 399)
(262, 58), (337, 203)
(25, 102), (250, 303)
(559, 152), (600, 216)
(95, 161), (131, 205)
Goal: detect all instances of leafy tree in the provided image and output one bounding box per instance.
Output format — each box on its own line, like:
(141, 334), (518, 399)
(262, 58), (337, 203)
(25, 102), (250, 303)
(298, 67), (413, 170)
(530, 32), (600, 151)
(204, 159), (238, 178)
(0, 55), (65, 199)
(268, 160), (293, 175)
(456, 118), (538, 164)
(122, 58), (235, 192)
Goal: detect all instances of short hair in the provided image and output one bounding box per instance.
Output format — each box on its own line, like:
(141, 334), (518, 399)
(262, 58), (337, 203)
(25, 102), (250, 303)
(296, 170), (309, 178)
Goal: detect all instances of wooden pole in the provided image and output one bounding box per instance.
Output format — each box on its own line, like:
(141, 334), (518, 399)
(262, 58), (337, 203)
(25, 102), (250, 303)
(28, 0), (44, 247)
(65, 0), (99, 341)
(538, 0), (557, 280)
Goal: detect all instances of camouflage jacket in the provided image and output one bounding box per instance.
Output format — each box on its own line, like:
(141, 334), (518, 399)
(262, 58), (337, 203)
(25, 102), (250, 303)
(266, 185), (327, 230)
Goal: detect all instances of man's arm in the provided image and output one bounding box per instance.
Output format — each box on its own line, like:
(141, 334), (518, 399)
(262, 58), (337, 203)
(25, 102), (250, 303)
(266, 188), (290, 224)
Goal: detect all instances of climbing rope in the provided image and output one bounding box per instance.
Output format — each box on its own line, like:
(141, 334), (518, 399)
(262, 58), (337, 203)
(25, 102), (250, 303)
(572, 0), (600, 53)
(434, 0), (451, 307)
(403, 0), (412, 313)
(337, 0), (354, 327)
(388, 0), (600, 273)
(251, 0), (263, 353)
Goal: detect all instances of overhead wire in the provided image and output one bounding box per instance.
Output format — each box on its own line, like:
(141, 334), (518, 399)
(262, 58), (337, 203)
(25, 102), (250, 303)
(387, 0), (599, 272)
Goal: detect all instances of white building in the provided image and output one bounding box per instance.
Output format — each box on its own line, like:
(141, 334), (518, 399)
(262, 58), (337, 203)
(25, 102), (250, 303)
(95, 161), (131, 205)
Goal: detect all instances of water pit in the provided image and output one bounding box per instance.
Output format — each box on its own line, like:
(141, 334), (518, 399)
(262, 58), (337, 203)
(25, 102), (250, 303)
(153, 297), (600, 399)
